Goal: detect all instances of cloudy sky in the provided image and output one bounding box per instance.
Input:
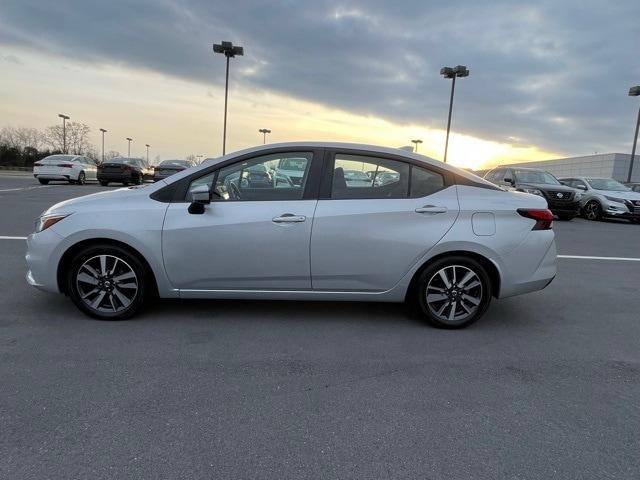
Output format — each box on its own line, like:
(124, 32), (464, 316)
(0, 0), (638, 168)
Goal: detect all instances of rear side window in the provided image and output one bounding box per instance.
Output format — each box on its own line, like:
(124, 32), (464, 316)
(331, 154), (409, 199)
(410, 167), (444, 198)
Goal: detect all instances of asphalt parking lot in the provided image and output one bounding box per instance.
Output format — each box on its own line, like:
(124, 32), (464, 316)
(1, 173), (639, 479)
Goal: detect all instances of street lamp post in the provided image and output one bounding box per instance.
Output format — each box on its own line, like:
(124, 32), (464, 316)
(259, 128), (271, 144)
(58, 114), (70, 153)
(440, 65), (470, 163)
(411, 139), (423, 153)
(99, 128), (107, 163)
(126, 138), (133, 157)
(627, 86), (640, 183)
(213, 41), (244, 156)
(145, 144), (150, 164)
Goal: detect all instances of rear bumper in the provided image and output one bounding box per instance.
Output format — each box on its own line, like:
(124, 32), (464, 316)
(34, 174), (71, 181)
(97, 172), (134, 182)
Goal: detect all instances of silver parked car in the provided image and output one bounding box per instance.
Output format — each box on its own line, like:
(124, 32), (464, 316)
(559, 177), (640, 223)
(26, 142), (557, 328)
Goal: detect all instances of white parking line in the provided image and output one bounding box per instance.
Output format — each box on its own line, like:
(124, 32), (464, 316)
(0, 185), (50, 193)
(557, 254), (640, 262)
(0, 236), (28, 240)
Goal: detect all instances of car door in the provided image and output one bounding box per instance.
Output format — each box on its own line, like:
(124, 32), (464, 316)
(310, 150), (459, 292)
(162, 150), (322, 291)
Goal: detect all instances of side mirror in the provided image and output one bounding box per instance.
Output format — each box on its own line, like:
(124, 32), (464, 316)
(576, 184), (587, 191)
(503, 177), (514, 185)
(188, 184), (210, 214)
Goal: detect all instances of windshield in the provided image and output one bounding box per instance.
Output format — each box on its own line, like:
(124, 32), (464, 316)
(586, 178), (630, 192)
(344, 170), (371, 180)
(514, 169), (560, 185)
(278, 158), (307, 171)
(160, 160), (190, 167)
(109, 158), (141, 166)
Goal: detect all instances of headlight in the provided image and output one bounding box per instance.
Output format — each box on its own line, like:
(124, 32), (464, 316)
(520, 188), (544, 197)
(35, 213), (71, 233)
(604, 195), (625, 203)
(574, 192), (583, 200)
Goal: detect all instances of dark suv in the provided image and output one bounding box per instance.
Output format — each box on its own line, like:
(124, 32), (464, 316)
(484, 166), (581, 220)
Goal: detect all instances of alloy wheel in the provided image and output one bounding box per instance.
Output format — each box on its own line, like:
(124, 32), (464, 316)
(584, 202), (600, 220)
(76, 254), (139, 313)
(425, 265), (482, 323)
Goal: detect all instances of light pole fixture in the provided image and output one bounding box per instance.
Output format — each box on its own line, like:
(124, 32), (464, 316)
(213, 40), (244, 156)
(145, 144), (150, 164)
(440, 65), (470, 163)
(411, 139), (423, 153)
(126, 137), (133, 157)
(627, 85), (640, 183)
(259, 128), (271, 144)
(58, 114), (70, 153)
(99, 128), (107, 163)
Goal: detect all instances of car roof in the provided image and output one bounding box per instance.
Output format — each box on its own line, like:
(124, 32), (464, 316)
(201, 141), (493, 186)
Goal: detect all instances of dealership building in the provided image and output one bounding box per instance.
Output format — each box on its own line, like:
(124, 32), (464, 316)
(496, 153), (639, 182)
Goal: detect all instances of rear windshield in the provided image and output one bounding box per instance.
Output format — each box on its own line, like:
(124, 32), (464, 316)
(41, 155), (75, 164)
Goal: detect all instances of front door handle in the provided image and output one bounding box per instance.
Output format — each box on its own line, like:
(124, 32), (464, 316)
(272, 213), (306, 223)
(415, 205), (448, 214)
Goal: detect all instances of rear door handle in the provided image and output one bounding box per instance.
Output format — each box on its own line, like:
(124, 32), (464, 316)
(272, 213), (306, 223)
(415, 205), (448, 214)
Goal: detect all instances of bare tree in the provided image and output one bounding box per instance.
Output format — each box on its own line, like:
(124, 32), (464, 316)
(42, 122), (92, 154)
(104, 150), (121, 161)
(0, 126), (42, 150)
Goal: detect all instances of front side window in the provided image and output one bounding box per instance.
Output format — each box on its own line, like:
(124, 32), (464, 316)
(188, 152), (312, 201)
(331, 154), (409, 199)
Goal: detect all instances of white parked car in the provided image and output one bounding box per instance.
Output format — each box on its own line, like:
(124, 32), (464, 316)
(33, 154), (97, 185)
(26, 142), (557, 328)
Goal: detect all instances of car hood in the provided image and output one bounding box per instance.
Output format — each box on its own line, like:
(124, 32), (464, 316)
(518, 182), (575, 192)
(594, 189), (640, 200)
(43, 185), (153, 215)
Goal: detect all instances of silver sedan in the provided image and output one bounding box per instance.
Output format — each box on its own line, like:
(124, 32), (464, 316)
(26, 142), (556, 328)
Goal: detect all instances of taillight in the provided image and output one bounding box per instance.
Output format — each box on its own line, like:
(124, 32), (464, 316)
(517, 208), (553, 230)
(34, 162), (43, 167)
(57, 163), (73, 168)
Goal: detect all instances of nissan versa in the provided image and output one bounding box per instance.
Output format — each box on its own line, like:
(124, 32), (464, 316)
(26, 143), (557, 328)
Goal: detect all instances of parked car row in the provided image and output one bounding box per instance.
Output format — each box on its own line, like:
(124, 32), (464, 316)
(32, 155), (195, 186)
(482, 166), (640, 223)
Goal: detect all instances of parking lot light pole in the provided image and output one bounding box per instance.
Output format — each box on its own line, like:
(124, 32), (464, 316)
(627, 86), (640, 183)
(213, 41), (244, 155)
(440, 65), (470, 163)
(259, 128), (271, 144)
(58, 114), (70, 153)
(145, 144), (150, 164)
(411, 139), (423, 153)
(126, 138), (133, 157)
(99, 129), (107, 163)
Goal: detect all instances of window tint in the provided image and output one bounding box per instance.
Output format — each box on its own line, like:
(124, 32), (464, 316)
(188, 152), (312, 202)
(331, 154), (409, 199)
(410, 166), (444, 197)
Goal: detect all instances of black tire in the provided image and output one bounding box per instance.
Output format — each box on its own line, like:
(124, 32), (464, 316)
(38, 179), (49, 185)
(66, 244), (149, 320)
(415, 256), (492, 329)
(76, 171), (86, 185)
(583, 201), (602, 221)
(99, 181), (109, 187)
(122, 180), (130, 186)
(134, 174), (143, 185)
(557, 214), (574, 221)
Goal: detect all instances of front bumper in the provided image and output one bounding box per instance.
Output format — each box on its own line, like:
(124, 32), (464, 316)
(547, 200), (580, 216)
(25, 229), (65, 294)
(603, 201), (640, 220)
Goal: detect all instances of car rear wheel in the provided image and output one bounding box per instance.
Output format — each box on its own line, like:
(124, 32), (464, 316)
(583, 201), (602, 221)
(38, 179), (49, 185)
(415, 256), (492, 329)
(66, 244), (149, 320)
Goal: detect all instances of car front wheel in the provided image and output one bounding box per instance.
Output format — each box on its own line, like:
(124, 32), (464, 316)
(66, 244), (148, 320)
(416, 256), (492, 329)
(76, 171), (86, 185)
(38, 179), (49, 185)
(583, 201), (602, 221)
